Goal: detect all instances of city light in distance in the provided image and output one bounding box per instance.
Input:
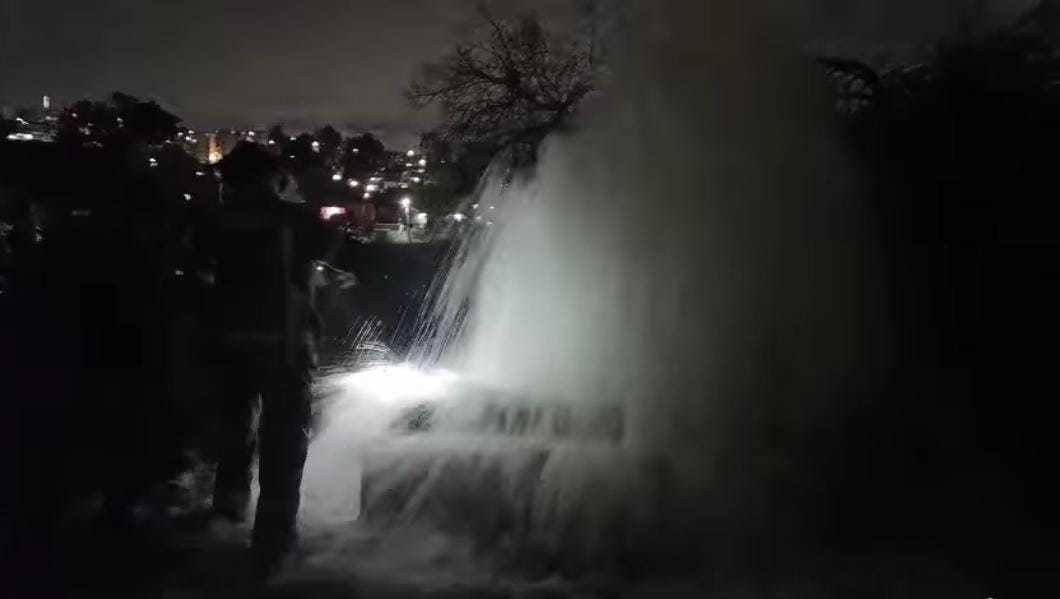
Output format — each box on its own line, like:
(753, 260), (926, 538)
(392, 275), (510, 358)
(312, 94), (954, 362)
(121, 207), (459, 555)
(418, 158), (427, 167)
(332, 173), (343, 181)
(400, 196), (412, 209)
(347, 179), (360, 188)
(183, 193), (192, 201)
(365, 184), (379, 192)
(406, 149), (416, 157)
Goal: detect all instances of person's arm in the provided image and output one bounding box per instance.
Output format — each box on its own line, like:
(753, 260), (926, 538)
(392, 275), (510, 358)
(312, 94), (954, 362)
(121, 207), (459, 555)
(311, 260), (357, 290)
(298, 206), (357, 290)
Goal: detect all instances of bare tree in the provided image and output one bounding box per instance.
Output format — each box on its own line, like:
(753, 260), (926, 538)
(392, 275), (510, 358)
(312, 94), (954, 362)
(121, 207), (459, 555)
(406, 7), (597, 168)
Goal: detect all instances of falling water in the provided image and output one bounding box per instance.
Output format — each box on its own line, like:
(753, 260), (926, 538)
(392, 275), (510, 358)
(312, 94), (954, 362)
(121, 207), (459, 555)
(301, 0), (881, 583)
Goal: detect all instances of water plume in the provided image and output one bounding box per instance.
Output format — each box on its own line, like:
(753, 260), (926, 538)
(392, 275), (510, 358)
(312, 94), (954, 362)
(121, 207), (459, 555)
(300, 0), (883, 584)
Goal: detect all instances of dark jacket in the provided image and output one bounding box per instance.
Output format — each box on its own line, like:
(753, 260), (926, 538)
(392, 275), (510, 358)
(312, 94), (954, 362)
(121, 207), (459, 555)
(199, 195), (327, 369)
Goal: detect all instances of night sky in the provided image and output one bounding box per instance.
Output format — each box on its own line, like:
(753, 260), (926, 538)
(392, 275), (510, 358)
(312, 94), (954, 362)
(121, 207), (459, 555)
(0, 0), (1036, 146)
(0, 0), (579, 145)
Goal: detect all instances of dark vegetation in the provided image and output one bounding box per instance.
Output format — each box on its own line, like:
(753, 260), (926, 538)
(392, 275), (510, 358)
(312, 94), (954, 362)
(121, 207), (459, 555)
(2, 2), (1060, 594)
(407, 5), (598, 174)
(819, 7), (1060, 593)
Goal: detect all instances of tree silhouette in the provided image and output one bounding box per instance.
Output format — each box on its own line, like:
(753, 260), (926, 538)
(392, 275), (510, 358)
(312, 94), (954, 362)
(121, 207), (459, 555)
(57, 92), (180, 147)
(268, 124), (289, 147)
(407, 6), (596, 168)
(110, 92), (181, 145)
(313, 125), (344, 168)
(340, 133), (385, 181)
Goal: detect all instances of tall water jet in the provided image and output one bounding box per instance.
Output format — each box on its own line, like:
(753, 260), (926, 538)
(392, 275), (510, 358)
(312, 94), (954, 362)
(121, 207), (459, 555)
(426, 0), (879, 558)
(304, 0), (883, 581)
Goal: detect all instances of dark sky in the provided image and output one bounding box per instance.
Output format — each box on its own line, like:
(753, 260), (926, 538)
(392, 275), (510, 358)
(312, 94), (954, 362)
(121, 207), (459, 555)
(0, 0), (578, 146)
(0, 0), (1036, 146)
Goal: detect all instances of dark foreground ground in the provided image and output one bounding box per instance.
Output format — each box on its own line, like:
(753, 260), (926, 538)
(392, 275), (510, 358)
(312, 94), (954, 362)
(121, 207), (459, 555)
(7, 469), (1012, 599)
(4, 227), (1060, 597)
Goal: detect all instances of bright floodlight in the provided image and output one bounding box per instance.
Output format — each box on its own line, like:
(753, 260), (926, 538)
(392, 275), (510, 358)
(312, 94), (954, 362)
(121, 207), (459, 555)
(331, 364), (457, 406)
(400, 197), (412, 209)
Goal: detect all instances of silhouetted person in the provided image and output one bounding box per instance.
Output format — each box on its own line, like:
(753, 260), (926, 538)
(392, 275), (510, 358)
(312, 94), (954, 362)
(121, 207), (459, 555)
(195, 144), (350, 569)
